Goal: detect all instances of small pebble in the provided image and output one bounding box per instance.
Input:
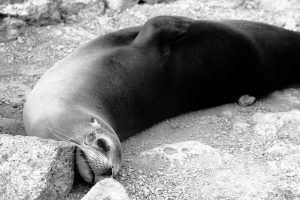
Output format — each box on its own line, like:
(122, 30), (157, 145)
(238, 94), (256, 107)
(142, 187), (151, 197)
(17, 37), (24, 43)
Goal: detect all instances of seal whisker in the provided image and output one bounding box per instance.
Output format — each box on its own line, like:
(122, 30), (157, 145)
(48, 127), (78, 145)
(80, 144), (107, 162)
(34, 121), (77, 144)
(80, 144), (102, 158)
(74, 153), (99, 167)
(48, 127), (70, 142)
(74, 157), (90, 165)
(47, 122), (81, 145)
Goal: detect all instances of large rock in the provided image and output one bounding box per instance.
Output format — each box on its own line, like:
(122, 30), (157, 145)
(61, 0), (105, 22)
(104, 0), (176, 10)
(0, 134), (75, 200)
(0, 0), (61, 25)
(0, 0), (106, 25)
(0, 117), (24, 136)
(104, 0), (138, 10)
(0, 17), (26, 42)
(259, 0), (300, 11)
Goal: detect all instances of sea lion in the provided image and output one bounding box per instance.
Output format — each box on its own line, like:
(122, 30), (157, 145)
(23, 16), (300, 183)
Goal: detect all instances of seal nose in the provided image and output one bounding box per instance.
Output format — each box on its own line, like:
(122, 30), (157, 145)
(102, 167), (113, 176)
(94, 167), (113, 183)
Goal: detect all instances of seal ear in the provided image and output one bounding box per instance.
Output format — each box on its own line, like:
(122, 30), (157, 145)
(133, 16), (193, 52)
(90, 117), (101, 128)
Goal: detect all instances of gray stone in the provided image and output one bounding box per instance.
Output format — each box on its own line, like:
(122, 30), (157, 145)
(61, 0), (105, 22)
(0, 0), (107, 24)
(259, 0), (300, 11)
(0, 0), (62, 25)
(206, 0), (245, 8)
(137, 141), (222, 170)
(0, 134), (75, 200)
(104, 0), (138, 10)
(0, 17), (26, 43)
(238, 94), (256, 107)
(0, 117), (24, 136)
(81, 178), (130, 200)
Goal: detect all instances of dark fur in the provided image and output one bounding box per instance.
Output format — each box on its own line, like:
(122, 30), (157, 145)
(88, 16), (300, 140)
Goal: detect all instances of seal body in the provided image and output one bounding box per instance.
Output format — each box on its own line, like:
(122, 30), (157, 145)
(23, 16), (300, 182)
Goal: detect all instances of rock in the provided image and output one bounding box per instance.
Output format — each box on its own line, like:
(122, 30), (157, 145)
(61, 0), (91, 15)
(208, 0), (245, 8)
(238, 94), (256, 107)
(0, 0), (25, 5)
(0, 17), (26, 43)
(0, 0), (106, 24)
(104, 0), (138, 10)
(140, 0), (161, 4)
(0, 117), (25, 136)
(12, 103), (18, 108)
(0, 0), (61, 25)
(142, 186), (151, 197)
(136, 141), (222, 171)
(82, 178), (130, 200)
(140, 0), (184, 5)
(259, 0), (300, 11)
(252, 110), (300, 139)
(61, 0), (105, 22)
(0, 83), (31, 105)
(243, 0), (259, 9)
(0, 134), (75, 200)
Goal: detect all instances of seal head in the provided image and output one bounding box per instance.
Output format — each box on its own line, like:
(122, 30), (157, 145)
(74, 118), (122, 183)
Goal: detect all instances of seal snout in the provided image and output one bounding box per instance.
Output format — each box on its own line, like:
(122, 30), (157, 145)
(75, 118), (122, 183)
(94, 167), (114, 183)
(102, 167), (113, 176)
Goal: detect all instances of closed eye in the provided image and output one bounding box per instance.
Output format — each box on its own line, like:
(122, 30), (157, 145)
(97, 138), (110, 153)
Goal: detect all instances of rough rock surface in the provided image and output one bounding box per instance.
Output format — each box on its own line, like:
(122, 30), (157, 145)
(61, 0), (105, 22)
(0, 0), (106, 26)
(104, 0), (138, 10)
(0, 134), (75, 200)
(117, 89), (300, 200)
(81, 178), (130, 200)
(259, 0), (300, 11)
(0, 0), (62, 25)
(1, 0), (300, 199)
(104, 0), (176, 10)
(0, 0), (177, 27)
(0, 116), (24, 135)
(0, 17), (26, 42)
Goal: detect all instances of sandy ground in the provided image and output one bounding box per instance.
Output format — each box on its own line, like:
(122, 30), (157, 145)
(1, 0), (300, 199)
